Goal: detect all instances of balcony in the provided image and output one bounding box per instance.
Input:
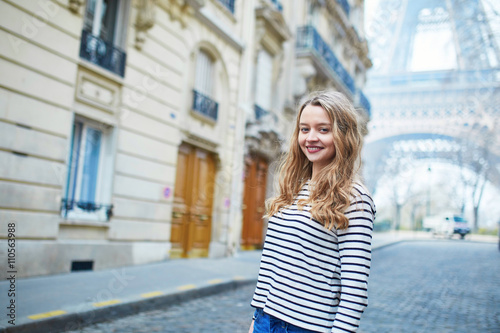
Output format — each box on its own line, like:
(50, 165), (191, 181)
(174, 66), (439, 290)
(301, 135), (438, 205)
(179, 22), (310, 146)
(253, 104), (279, 124)
(336, 0), (350, 16)
(358, 90), (371, 118)
(192, 90), (219, 121)
(270, 0), (283, 11)
(79, 29), (126, 77)
(254, 104), (269, 121)
(61, 199), (113, 221)
(217, 0), (235, 13)
(296, 25), (356, 94)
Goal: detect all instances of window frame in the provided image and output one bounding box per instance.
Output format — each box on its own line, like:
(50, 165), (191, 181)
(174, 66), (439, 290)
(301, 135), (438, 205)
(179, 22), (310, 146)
(195, 49), (216, 98)
(254, 47), (274, 112)
(84, 0), (130, 48)
(62, 116), (115, 222)
(191, 48), (219, 122)
(80, 0), (130, 77)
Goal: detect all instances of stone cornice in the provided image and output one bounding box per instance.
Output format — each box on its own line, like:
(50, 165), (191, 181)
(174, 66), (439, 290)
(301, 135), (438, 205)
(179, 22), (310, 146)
(134, 0), (156, 50)
(156, 0), (205, 27)
(255, 5), (291, 49)
(195, 6), (245, 52)
(133, 0), (205, 49)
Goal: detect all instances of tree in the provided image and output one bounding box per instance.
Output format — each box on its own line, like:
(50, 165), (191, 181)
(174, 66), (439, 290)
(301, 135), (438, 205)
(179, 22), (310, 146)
(383, 147), (418, 230)
(456, 115), (499, 231)
(447, 0), (500, 230)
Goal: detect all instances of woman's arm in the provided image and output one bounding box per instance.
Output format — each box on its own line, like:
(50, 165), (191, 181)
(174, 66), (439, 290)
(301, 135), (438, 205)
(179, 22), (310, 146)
(248, 319), (254, 333)
(331, 189), (375, 332)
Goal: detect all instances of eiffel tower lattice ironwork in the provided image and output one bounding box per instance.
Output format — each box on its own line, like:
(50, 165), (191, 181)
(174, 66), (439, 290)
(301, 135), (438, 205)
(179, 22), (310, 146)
(363, 0), (500, 192)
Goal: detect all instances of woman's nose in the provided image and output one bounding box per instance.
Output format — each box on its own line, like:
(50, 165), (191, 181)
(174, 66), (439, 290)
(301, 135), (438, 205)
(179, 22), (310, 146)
(307, 130), (319, 141)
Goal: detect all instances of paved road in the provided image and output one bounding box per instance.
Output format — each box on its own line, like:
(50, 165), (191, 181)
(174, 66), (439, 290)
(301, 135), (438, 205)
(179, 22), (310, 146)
(64, 241), (500, 333)
(359, 240), (500, 333)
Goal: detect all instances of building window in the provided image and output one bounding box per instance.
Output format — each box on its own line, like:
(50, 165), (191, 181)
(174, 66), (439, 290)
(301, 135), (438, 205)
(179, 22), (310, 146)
(193, 50), (218, 121)
(269, 0), (283, 12)
(336, 0), (350, 16)
(217, 0), (235, 14)
(62, 118), (114, 222)
(80, 0), (129, 77)
(254, 48), (273, 120)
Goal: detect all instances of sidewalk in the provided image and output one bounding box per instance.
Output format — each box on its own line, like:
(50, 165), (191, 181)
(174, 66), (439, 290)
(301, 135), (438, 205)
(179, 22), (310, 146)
(0, 231), (495, 333)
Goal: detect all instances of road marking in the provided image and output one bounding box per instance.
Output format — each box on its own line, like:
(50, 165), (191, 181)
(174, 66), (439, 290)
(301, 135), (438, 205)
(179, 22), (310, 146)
(28, 310), (67, 320)
(141, 291), (163, 298)
(93, 299), (121, 307)
(208, 279), (223, 284)
(177, 284), (196, 291)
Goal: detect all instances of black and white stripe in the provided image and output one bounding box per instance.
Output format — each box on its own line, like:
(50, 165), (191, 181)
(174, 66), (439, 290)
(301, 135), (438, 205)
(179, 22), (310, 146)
(251, 182), (376, 333)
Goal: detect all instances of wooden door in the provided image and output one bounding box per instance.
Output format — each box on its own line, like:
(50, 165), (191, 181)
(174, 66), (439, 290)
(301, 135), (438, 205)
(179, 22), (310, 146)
(241, 156), (268, 249)
(170, 143), (216, 258)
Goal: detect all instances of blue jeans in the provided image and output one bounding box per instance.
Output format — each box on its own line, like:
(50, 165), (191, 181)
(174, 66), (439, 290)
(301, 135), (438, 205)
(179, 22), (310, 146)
(252, 308), (318, 333)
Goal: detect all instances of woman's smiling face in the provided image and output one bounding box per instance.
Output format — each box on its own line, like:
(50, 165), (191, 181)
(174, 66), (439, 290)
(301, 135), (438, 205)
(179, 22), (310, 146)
(298, 104), (336, 177)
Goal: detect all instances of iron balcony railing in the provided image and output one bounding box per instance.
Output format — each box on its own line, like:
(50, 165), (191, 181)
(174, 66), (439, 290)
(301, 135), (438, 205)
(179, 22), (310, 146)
(336, 0), (350, 16)
(254, 104), (279, 123)
(296, 25), (356, 94)
(254, 104), (269, 121)
(193, 90), (219, 121)
(359, 90), (371, 117)
(217, 0), (235, 13)
(79, 29), (126, 77)
(270, 0), (283, 12)
(61, 199), (113, 221)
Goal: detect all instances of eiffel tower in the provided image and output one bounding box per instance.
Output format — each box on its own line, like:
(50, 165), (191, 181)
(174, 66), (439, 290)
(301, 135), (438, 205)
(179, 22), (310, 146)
(363, 0), (500, 193)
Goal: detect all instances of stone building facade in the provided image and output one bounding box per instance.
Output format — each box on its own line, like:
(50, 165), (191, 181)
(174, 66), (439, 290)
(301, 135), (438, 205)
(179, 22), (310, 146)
(0, 0), (371, 277)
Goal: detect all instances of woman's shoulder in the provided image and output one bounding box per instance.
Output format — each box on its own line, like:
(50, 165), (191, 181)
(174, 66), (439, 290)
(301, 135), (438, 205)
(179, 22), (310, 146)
(350, 182), (375, 208)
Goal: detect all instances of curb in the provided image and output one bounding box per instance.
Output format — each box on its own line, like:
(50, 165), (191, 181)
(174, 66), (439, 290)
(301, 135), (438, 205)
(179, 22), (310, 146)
(1, 279), (256, 333)
(372, 240), (405, 252)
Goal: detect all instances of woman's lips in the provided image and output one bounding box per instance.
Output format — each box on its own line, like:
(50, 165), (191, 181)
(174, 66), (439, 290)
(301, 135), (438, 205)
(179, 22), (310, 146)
(306, 146), (323, 153)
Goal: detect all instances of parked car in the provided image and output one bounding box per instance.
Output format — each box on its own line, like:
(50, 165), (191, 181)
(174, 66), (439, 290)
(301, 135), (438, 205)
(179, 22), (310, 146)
(452, 215), (471, 239)
(423, 214), (470, 239)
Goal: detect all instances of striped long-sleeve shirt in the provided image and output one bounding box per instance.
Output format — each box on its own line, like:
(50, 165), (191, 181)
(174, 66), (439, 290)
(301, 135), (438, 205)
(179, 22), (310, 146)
(251, 182), (376, 333)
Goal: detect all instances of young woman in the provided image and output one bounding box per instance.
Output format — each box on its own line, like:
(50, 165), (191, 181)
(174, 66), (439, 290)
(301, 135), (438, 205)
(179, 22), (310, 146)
(248, 91), (376, 333)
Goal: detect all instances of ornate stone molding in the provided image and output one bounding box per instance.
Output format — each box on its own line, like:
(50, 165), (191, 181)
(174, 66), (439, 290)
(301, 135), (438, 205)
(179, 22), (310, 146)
(157, 0), (205, 28)
(134, 0), (156, 50)
(255, 6), (291, 55)
(68, 0), (84, 14)
(245, 130), (283, 161)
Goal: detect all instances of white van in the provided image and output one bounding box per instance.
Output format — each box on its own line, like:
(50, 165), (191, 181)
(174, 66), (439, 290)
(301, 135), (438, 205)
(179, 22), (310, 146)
(423, 214), (470, 239)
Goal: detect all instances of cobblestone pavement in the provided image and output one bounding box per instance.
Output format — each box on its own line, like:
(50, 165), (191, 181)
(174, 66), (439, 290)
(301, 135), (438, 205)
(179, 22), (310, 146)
(65, 241), (500, 333)
(64, 283), (256, 333)
(358, 241), (500, 333)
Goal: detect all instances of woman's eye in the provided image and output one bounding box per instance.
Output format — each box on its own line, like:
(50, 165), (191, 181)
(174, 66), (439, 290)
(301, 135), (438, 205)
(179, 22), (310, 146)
(320, 128), (329, 133)
(300, 128), (309, 132)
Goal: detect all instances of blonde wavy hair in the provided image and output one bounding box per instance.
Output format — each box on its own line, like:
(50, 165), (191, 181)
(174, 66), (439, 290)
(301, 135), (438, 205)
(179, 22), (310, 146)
(265, 90), (363, 230)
